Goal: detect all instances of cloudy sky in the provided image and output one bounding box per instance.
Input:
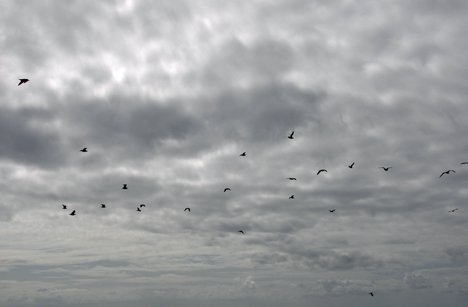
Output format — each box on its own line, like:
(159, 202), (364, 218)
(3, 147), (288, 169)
(1, 0), (468, 306)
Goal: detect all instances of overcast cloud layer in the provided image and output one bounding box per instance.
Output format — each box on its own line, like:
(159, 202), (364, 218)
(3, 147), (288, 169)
(1, 1), (468, 306)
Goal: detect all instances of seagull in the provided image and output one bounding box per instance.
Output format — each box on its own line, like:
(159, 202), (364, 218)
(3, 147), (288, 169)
(80, 148), (88, 152)
(238, 230), (244, 234)
(136, 207), (141, 212)
(62, 204), (67, 209)
(239, 152), (246, 156)
(329, 209), (335, 213)
(287, 177), (297, 180)
(288, 131), (294, 139)
(348, 162), (355, 168)
(184, 208), (190, 212)
(140, 204), (146, 208)
(449, 208), (458, 213)
(18, 79), (29, 86)
(440, 170), (456, 178)
(289, 195), (294, 199)
(461, 162), (468, 164)
(69, 210), (76, 216)
(379, 167), (392, 171)
(101, 204), (106, 208)
(224, 188), (231, 192)
(369, 292), (373, 297)
(317, 169), (327, 175)
(122, 184), (128, 189)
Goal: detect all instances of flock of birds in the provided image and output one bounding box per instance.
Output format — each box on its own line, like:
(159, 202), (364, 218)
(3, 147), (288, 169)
(17, 79), (463, 297)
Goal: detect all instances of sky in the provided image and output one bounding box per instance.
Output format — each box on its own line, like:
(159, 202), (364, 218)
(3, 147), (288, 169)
(1, 0), (468, 306)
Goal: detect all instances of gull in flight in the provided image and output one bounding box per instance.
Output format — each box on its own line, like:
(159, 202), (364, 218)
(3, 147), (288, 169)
(461, 162), (468, 164)
(80, 148), (88, 152)
(449, 208), (458, 213)
(287, 177), (297, 180)
(348, 162), (354, 168)
(317, 169), (327, 175)
(288, 131), (294, 139)
(289, 195), (294, 199)
(101, 204), (106, 208)
(62, 204), (67, 209)
(136, 207), (141, 212)
(238, 230), (244, 234)
(379, 167), (392, 171)
(239, 152), (246, 156)
(440, 170), (456, 178)
(224, 188), (231, 192)
(329, 209), (335, 213)
(369, 292), (373, 297)
(140, 204), (146, 208)
(184, 208), (190, 212)
(70, 210), (76, 216)
(18, 79), (29, 86)
(122, 184), (128, 189)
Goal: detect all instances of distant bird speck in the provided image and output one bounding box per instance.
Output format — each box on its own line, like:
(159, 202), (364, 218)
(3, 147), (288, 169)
(62, 204), (67, 209)
(70, 210), (76, 216)
(224, 188), (231, 192)
(18, 79), (29, 86)
(440, 170), (456, 178)
(379, 167), (392, 171)
(80, 148), (88, 152)
(101, 204), (106, 208)
(122, 184), (128, 189)
(317, 169), (327, 175)
(329, 209), (335, 213)
(184, 208), (190, 212)
(287, 178), (297, 180)
(140, 204), (146, 208)
(288, 131), (294, 139)
(348, 162), (354, 168)
(449, 208), (458, 213)
(136, 207), (141, 212)
(238, 230), (244, 234)
(369, 292), (373, 297)
(461, 162), (468, 164)
(239, 152), (246, 156)
(289, 195), (294, 199)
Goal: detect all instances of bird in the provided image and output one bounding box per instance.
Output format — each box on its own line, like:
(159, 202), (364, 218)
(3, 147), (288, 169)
(224, 188), (231, 192)
(289, 195), (294, 199)
(239, 152), (246, 156)
(136, 207), (141, 212)
(288, 131), (294, 139)
(379, 167), (392, 171)
(449, 208), (458, 213)
(62, 204), (67, 209)
(18, 79), (29, 86)
(184, 208), (190, 212)
(287, 177), (297, 180)
(238, 230), (244, 234)
(69, 210), (76, 216)
(317, 169), (327, 175)
(329, 209), (335, 213)
(122, 184), (128, 189)
(101, 204), (106, 208)
(461, 162), (468, 164)
(80, 148), (88, 152)
(440, 170), (456, 178)
(369, 292), (373, 297)
(348, 162), (354, 168)
(140, 204), (146, 208)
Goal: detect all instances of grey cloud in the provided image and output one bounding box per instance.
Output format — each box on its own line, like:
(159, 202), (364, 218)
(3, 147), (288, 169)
(446, 247), (468, 265)
(404, 272), (432, 289)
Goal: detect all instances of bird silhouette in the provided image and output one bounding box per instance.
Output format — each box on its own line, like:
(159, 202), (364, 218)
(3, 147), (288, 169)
(238, 230), (244, 234)
(461, 162), (468, 164)
(101, 204), (106, 208)
(239, 152), (246, 156)
(288, 131), (294, 139)
(224, 188), (231, 192)
(69, 210), (76, 216)
(62, 204), (67, 209)
(184, 208), (190, 212)
(136, 207), (141, 212)
(348, 162), (354, 168)
(287, 177), (297, 180)
(80, 148), (88, 152)
(369, 292), (373, 297)
(122, 184), (128, 189)
(18, 79), (29, 86)
(289, 195), (294, 199)
(317, 169), (327, 175)
(329, 209), (335, 212)
(379, 167), (392, 171)
(440, 170), (456, 178)
(140, 204), (146, 208)
(449, 208), (458, 212)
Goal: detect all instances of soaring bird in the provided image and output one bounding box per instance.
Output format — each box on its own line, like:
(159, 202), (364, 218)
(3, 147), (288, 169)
(70, 210), (76, 216)
(101, 204), (106, 208)
(440, 170), (456, 178)
(224, 188), (231, 192)
(329, 209), (335, 213)
(288, 131), (294, 139)
(461, 162), (468, 164)
(317, 169), (327, 175)
(122, 184), (128, 189)
(18, 79), (29, 86)
(80, 148), (88, 152)
(62, 204), (67, 209)
(379, 167), (392, 171)
(184, 208), (190, 212)
(238, 230), (244, 234)
(369, 292), (373, 297)
(136, 207), (141, 212)
(140, 204), (146, 208)
(239, 152), (246, 156)
(287, 177), (297, 180)
(289, 195), (294, 199)
(348, 162), (354, 168)
(449, 208), (458, 213)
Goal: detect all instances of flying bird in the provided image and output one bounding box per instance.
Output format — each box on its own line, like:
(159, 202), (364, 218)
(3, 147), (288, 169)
(18, 79), (29, 86)
(369, 292), (373, 297)
(317, 169), (327, 175)
(449, 208), (458, 213)
(69, 210), (76, 216)
(224, 188), (231, 192)
(101, 204), (106, 208)
(62, 204), (67, 209)
(184, 208), (190, 212)
(239, 152), (246, 156)
(122, 184), (128, 189)
(379, 167), (392, 171)
(440, 170), (456, 178)
(80, 148), (88, 152)
(288, 131), (294, 139)
(140, 204), (146, 208)
(348, 162), (354, 168)
(289, 195), (294, 199)
(287, 177), (297, 180)
(461, 162), (468, 164)
(238, 230), (244, 234)
(136, 207), (141, 212)
(329, 209), (335, 213)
